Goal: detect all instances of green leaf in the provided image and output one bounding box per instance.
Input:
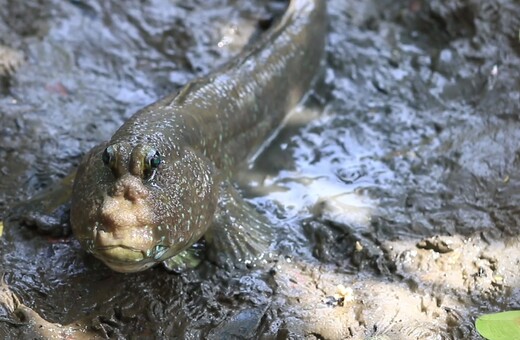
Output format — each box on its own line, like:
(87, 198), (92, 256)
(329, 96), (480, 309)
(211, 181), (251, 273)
(476, 311), (520, 340)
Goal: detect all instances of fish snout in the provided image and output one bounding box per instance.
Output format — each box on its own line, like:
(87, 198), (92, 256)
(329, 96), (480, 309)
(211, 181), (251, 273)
(111, 174), (149, 202)
(94, 193), (156, 261)
(99, 196), (136, 232)
(96, 176), (155, 244)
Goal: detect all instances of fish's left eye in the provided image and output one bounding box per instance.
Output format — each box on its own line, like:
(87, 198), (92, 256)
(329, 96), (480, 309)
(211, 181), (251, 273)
(102, 145), (116, 167)
(144, 149), (161, 179)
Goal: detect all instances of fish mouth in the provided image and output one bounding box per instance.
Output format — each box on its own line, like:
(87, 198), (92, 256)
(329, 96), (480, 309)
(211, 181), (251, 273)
(95, 246), (145, 262)
(90, 243), (173, 273)
(83, 220), (159, 272)
(92, 246), (153, 273)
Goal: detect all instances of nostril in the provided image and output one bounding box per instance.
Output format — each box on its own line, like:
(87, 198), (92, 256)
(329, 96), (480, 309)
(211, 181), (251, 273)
(125, 186), (149, 202)
(111, 175), (149, 202)
(99, 211), (115, 231)
(108, 183), (124, 198)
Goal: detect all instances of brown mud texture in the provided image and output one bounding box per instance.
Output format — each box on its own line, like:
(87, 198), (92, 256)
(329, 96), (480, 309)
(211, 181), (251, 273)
(1, 0), (520, 339)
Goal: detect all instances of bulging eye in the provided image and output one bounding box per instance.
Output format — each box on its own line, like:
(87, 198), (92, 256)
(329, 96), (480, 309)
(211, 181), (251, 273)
(144, 148), (161, 179)
(149, 150), (161, 169)
(102, 146), (116, 167)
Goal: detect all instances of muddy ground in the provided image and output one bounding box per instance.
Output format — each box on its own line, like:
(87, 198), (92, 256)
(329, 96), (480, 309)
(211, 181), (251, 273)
(1, 0), (520, 339)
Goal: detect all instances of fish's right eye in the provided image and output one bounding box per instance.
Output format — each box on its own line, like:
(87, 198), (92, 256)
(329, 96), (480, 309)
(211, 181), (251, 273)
(102, 146), (115, 166)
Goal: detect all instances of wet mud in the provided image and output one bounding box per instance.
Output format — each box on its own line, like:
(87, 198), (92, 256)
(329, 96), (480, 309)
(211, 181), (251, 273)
(1, 0), (520, 338)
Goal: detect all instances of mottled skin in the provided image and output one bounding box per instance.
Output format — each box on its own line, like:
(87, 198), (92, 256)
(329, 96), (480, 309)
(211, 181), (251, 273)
(71, 0), (327, 272)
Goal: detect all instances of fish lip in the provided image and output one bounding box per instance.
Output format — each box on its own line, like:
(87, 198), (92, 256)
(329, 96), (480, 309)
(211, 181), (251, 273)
(76, 230), (171, 272)
(87, 224), (156, 259)
(93, 245), (146, 262)
(95, 244), (142, 251)
(91, 246), (156, 273)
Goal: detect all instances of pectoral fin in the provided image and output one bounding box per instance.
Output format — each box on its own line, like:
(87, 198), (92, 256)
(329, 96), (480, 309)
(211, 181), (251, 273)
(6, 171), (75, 237)
(206, 182), (274, 269)
(162, 241), (205, 273)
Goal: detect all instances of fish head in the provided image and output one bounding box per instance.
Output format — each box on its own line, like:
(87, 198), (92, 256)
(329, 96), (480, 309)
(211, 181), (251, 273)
(70, 141), (219, 272)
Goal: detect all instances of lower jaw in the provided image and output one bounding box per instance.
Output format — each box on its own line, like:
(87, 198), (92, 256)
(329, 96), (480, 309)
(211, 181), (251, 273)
(101, 259), (156, 273)
(96, 246), (145, 261)
(97, 255), (157, 273)
(93, 247), (155, 273)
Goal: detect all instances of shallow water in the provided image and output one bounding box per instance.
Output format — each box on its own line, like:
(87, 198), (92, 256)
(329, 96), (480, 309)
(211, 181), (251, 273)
(1, 0), (520, 338)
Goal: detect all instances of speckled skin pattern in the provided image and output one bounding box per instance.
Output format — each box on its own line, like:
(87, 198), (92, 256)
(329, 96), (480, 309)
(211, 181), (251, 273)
(70, 0), (327, 272)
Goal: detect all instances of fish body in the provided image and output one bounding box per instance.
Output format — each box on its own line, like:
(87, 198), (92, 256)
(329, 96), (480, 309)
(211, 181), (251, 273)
(70, 0), (327, 272)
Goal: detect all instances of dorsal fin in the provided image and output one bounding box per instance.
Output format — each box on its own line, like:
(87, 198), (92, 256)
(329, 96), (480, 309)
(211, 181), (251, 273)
(174, 76), (213, 106)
